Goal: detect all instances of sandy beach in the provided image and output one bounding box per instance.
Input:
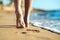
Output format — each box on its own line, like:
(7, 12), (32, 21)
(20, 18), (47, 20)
(0, 10), (60, 40)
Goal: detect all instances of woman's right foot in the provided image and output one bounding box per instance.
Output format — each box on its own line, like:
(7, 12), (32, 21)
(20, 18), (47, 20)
(16, 12), (25, 28)
(16, 19), (25, 29)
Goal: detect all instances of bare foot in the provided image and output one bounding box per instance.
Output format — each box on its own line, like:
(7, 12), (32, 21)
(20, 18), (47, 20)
(16, 20), (25, 29)
(16, 13), (25, 28)
(24, 17), (29, 28)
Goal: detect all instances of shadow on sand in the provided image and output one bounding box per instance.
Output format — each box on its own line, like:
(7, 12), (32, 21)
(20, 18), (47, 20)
(0, 25), (16, 28)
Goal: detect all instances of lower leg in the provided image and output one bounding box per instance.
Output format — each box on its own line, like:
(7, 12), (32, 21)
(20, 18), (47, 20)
(24, 0), (33, 27)
(14, 0), (25, 28)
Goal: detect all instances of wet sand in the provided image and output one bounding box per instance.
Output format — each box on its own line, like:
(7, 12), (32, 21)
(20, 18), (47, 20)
(0, 11), (60, 40)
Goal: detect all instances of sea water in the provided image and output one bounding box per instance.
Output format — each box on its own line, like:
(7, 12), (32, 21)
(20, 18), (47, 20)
(30, 11), (60, 34)
(3, 0), (11, 6)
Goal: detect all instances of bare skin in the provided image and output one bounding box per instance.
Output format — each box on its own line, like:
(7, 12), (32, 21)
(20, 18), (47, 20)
(24, 0), (33, 27)
(14, 0), (33, 28)
(14, 0), (25, 28)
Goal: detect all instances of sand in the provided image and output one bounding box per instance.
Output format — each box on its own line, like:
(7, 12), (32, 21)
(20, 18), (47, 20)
(0, 10), (60, 40)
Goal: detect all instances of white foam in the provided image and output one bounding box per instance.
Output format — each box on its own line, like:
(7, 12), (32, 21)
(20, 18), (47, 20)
(30, 13), (60, 34)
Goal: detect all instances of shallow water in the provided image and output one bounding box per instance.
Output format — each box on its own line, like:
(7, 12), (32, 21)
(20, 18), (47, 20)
(30, 12), (60, 33)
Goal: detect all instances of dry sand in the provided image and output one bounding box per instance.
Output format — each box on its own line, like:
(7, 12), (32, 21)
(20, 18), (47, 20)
(0, 10), (60, 40)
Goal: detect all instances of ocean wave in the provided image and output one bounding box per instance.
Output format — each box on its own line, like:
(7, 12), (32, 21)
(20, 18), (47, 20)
(30, 12), (60, 34)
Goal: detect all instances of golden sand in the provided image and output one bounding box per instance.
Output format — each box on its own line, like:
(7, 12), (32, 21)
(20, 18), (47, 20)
(0, 10), (60, 40)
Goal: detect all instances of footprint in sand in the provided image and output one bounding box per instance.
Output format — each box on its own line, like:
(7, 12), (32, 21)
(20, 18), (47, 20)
(21, 29), (40, 34)
(21, 32), (27, 34)
(15, 32), (18, 33)
(26, 29), (40, 33)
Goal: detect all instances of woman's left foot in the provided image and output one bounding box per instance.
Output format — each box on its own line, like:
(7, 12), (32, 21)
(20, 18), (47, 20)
(24, 17), (29, 28)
